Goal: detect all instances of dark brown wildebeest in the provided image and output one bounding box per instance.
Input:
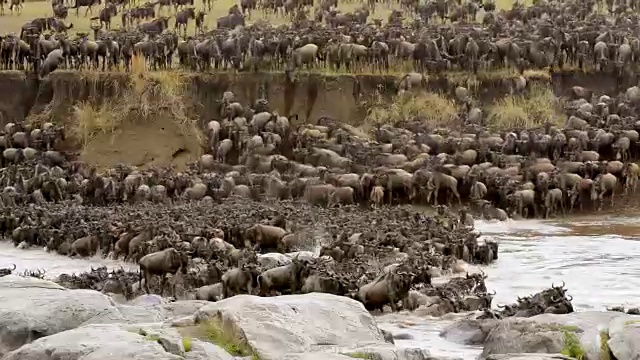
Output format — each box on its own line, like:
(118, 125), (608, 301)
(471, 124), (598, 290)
(0, 264), (16, 277)
(9, 0), (24, 15)
(174, 7), (195, 36)
(172, 0), (193, 10)
(73, 0), (101, 17)
(138, 16), (169, 35)
(47, 17), (74, 33)
(90, 2), (117, 29)
(194, 10), (205, 34)
(139, 248), (189, 297)
(53, 4), (69, 18)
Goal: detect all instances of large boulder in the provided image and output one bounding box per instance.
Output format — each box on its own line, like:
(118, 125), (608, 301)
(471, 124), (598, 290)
(607, 316), (640, 360)
(0, 275), (125, 356)
(186, 339), (235, 360)
(1, 324), (185, 360)
(443, 312), (638, 360)
(117, 296), (210, 324)
(193, 293), (428, 360)
(486, 354), (574, 360)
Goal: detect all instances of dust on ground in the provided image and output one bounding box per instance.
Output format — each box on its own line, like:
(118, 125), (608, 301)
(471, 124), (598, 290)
(80, 116), (201, 171)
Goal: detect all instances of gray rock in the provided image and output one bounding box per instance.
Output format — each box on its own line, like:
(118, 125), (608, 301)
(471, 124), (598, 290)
(0, 275), (125, 356)
(393, 332), (414, 340)
(528, 311), (630, 360)
(161, 300), (210, 319)
(281, 353), (353, 360)
(194, 293), (386, 360)
(342, 343), (431, 360)
(1, 324), (183, 360)
(441, 318), (498, 345)
(186, 339), (234, 360)
(122, 324), (187, 357)
(444, 312), (635, 360)
(381, 328), (396, 343)
(129, 294), (168, 306)
(117, 304), (168, 324)
(486, 354), (574, 360)
(117, 298), (210, 324)
(607, 316), (640, 360)
(480, 320), (565, 358)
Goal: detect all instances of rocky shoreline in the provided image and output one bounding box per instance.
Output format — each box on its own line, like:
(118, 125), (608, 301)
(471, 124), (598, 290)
(1, 274), (639, 360)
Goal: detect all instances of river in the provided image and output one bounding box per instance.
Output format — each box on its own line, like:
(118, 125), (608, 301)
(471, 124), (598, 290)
(1, 217), (639, 359)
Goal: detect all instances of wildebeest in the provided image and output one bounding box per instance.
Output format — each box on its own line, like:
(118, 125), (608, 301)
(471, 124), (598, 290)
(0, 264), (16, 277)
(138, 248), (189, 296)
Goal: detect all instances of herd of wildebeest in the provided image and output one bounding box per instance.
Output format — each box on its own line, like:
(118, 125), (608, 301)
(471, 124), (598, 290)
(2, 0), (640, 318)
(4, 72), (640, 317)
(2, 0), (640, 78)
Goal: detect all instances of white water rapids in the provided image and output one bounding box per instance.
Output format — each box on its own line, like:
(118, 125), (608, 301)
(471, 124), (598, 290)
(2, 217), (640, 359)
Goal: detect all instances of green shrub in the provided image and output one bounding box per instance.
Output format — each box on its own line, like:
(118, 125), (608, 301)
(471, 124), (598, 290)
(561, 330), (586, 360)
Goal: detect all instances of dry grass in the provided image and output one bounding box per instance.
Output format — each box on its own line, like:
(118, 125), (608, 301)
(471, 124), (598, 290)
(364, 90), (459, 129)
(486, 84), (563, 131)
(68, 54), (203, 148)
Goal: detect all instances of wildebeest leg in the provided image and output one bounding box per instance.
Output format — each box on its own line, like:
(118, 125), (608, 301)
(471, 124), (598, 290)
(160, 274), (168, 296)
(246, 279), (253, 295)
(143, 271), (151, 294)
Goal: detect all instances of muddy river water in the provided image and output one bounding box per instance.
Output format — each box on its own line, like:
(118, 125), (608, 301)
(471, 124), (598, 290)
(1, 217), (639, 359)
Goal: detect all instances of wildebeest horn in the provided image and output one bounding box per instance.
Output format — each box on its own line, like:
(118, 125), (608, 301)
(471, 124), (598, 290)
(497, 304), (505, 308)
(561, 281), (565, 288)
(490, 290), (496, 296)
(10, 264), (16, 271)
(550, 295), (559, 303)
(567, 295), (573, 301)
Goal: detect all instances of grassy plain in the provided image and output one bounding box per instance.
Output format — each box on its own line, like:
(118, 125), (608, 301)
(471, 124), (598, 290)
(1, 0), (525, 37)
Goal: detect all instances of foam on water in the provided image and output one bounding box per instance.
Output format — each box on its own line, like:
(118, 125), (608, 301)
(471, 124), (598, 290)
(0, 242), (137, 277)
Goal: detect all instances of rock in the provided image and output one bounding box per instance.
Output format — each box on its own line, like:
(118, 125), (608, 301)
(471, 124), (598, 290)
(342, 343), (430, 360)
(0, 275), (125, 356)
(381, 329), (396, 343)
(393, 333), (414, 340)
(441, 318), (498, 345)
(1, 324), (183, 360)
(117, 298), (210, 324)
(129, 294), (168, 306)
(445, 312), (635, 360)
(121, 324), (187, 357)
(162, 300), (210, 319)
(282, 354), (353, 360)
(194, 293), (386, 360)
(480, 320), (565, 358)
(486, 354), (574, 360)
(117, 303), (168, 324)
(607, 317), (640, 360)
(186, 339), (234, 360)
(528, 311), (631, 360)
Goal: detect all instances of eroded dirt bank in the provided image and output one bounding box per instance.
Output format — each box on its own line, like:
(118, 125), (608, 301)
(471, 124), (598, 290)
(0, 69), (627, 127)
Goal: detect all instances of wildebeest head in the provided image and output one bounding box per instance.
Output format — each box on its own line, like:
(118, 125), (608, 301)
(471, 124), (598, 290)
(0, 263), (16, 277)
